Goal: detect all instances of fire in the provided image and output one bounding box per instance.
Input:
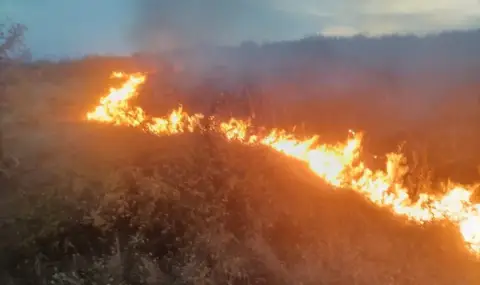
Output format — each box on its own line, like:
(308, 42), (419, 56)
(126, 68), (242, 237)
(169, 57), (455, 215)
(86, 72), (147, 126)
(86, 72), (480, 255)
(86, 72), (204, 134)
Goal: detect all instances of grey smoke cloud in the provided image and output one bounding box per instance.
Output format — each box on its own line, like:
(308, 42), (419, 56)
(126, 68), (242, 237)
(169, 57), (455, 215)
(1, 0), (479, 57)
(132, 0), (480, 51)
(131, 0), (327, 51)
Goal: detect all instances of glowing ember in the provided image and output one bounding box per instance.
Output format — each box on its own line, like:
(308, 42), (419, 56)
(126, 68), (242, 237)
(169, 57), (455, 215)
(86, 71), (480, 255)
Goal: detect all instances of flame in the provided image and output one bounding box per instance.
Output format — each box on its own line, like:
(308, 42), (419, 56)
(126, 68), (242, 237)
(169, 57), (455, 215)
(86, 72), (480, 255)
(86, 72), (204, 134)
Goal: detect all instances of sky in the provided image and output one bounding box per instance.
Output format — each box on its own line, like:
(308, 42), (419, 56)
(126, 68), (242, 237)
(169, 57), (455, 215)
(1, 0), (479, 59)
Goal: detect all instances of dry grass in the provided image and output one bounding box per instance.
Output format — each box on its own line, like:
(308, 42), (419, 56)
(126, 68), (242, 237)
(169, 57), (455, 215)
(0, 58), (479, 284)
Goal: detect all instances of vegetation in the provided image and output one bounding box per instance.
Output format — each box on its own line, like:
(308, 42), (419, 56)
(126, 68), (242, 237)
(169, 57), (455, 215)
(0, 20), (28, 162)
(0, 31), (480, 284)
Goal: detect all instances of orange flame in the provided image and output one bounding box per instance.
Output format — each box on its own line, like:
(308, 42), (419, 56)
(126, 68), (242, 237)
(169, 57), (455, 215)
(86, 72), (480, 255)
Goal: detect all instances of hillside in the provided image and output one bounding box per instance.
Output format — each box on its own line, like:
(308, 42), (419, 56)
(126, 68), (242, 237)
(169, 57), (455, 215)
(1, 123), (479, 284)
(1, 32), (480, 283)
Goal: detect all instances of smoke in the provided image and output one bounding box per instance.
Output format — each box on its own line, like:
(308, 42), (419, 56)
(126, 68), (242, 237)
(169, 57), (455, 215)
(130, 0), (480, 123)
(131, 0), (480, 54)
(131, 0), (328, 52)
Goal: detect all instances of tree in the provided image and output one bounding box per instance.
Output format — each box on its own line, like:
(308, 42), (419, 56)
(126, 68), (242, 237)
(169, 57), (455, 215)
(0, 21), (29, 163)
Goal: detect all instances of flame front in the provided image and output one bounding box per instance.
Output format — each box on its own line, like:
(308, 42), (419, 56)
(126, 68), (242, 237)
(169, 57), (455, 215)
(86, 72), (480, 254)
(87, 72), (204, 134)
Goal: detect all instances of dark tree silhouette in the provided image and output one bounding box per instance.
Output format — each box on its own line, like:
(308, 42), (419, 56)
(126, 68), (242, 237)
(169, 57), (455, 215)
(0, 21), (29, 162)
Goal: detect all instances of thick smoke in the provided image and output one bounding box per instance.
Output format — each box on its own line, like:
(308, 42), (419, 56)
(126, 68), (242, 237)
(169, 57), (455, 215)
(131, 1), (480, 123)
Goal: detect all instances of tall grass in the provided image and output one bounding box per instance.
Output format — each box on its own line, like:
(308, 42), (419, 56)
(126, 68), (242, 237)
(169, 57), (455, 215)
(0, 58), (479, 284)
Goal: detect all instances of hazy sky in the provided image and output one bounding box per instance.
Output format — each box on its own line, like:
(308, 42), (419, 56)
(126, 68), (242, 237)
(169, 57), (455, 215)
(1, 0), (479, 58)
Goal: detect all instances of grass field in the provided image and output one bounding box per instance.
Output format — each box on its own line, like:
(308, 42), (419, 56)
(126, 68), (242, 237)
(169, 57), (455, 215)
(0, 56), (480, 284)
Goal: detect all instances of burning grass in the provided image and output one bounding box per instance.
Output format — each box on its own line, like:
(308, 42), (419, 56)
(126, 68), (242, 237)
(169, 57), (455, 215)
(0, 61), (480, 284)
(84, 72), (480, 255)
(1, 126), (479, 284)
